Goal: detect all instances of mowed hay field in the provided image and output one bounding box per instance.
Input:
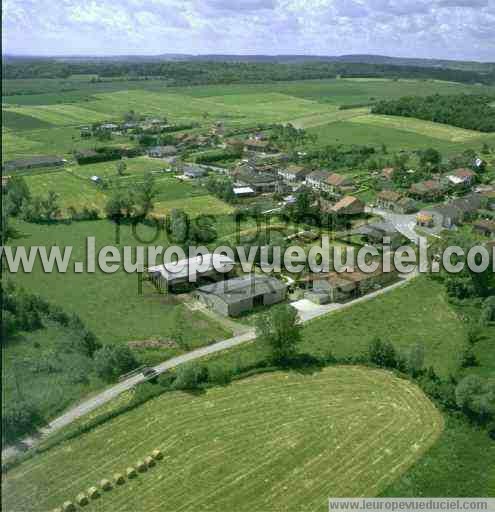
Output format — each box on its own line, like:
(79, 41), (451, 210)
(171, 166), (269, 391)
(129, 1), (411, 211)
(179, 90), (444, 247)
(2, 367), (444, 512)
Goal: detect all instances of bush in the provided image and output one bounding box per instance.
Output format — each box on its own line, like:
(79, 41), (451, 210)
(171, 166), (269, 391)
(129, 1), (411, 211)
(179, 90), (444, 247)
(2, 401), (42, 445)
(368, 337), (397, 368)
(173, 362), (208, 390)
(94, 345), (138, 382)
(208, 363), (233, 386)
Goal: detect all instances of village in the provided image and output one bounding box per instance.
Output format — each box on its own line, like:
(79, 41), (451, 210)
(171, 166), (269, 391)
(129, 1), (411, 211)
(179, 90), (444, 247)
(4, 114), (494, 320)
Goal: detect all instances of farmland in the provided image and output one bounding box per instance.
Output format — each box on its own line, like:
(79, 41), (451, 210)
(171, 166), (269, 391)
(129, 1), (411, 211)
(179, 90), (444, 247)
(3, 77), (495, 164)
(1, 367), (443, 512)
(8, 219), (232, 352)
(2, 70), (495, 507)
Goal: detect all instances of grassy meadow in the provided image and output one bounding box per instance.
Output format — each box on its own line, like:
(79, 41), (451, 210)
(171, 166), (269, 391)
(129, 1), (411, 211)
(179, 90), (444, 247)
(3, 77), (495, 164)
(1, 367), (443, 512)
(8, 219), (232, 352)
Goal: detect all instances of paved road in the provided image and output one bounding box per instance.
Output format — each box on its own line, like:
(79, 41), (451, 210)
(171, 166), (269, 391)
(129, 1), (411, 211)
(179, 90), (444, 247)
(366, 207), (420, 243)
(2, 273), (416, 462)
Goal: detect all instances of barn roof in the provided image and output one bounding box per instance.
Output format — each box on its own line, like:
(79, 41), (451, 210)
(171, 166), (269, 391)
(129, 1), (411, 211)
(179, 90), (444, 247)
(197, 275), (287, 304)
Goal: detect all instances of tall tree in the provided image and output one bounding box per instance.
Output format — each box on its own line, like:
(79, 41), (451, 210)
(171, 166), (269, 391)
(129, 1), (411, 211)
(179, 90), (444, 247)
(256, 303), (301, 364)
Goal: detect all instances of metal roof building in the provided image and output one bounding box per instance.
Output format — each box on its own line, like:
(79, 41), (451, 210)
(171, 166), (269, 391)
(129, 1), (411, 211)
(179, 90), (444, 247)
(196, 275), (287, 316)
(148, 253), (235, 290)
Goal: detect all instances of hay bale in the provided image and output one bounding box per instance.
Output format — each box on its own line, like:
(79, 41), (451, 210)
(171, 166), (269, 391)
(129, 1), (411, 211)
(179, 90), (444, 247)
(76, 493), (89, 506)
(100, 479), (112, 491)
(126, 466), (137, 479)
(53, 508), (63, 512)
(62, 501), (76, 512)
(87, 486), (100, 499)
(136, 460), (147, 472)
(151, 449), (163, 460)
(144, 456), (155, 468)
(114, 473), (125, 485)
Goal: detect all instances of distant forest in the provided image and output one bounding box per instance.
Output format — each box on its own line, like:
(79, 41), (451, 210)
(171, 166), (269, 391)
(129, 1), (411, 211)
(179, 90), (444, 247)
(372, 94), (495, 132)
(3, 59), (495, 87)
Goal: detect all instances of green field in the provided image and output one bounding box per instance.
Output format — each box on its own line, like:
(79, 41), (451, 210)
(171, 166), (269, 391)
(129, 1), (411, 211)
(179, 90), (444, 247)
(301, 278), (467, 378)
(9, 220), (231, 351)
(3, 77), (495, 163)
(11, 157), (233, 217)
(1, 367), (443, 512)
(348, 114), (492, 143)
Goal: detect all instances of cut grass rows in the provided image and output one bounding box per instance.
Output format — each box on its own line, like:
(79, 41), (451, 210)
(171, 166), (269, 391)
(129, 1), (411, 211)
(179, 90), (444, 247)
(348, 114), (488, 142)
(2, 367), (443, 512)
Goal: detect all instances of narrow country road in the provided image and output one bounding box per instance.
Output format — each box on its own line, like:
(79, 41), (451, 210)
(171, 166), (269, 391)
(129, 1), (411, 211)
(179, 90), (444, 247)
(2, 272), (417, 462)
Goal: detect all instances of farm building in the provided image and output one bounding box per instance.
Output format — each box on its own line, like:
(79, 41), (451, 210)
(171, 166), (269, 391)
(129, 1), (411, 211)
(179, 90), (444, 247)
(376, 191), (417, 214)
(232, 166), (279, 193)
(183, 165), (207, 179)
(381, 167), (396, 180)
(331, 196), (365, 215)
(301, 264), (400, 303)
(446, 168), (476, 189)
(2, 156), (66, 173)
(233, 186), (255, 198)
(473, 220), (495, 237)
(417, 193), (483, 229)
(147, 253), (235, 292)
(324, 173), (354, 196)
(278, 165), (310, 184)
(409, 179), (446, 200)
(244, 139), (274, 154)
(305, 170), (328, 191)
(100, 123), (119, 131)
(147, 146), (177, 158)
(352, 221), (403, 248)
(196, 275), (287, 317)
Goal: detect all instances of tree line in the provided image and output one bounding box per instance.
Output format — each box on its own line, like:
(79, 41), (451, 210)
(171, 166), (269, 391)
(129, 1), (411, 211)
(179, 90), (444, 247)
(372, 93), (495, 132)
(3, 60), (495, 86)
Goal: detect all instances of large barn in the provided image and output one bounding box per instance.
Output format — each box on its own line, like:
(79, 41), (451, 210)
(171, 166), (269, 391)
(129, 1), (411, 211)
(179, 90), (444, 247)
(147, 253), (235, 292)
(196, 275), (287, 316)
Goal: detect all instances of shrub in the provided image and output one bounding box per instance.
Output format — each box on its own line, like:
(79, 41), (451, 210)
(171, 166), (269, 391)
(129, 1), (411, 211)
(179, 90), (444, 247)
(173, 362), (208, 390)
(208, 363), (233, 386)
(2, 400), (42, 445)
(368, 337), (397, 368)
(94, 345), (138, 382)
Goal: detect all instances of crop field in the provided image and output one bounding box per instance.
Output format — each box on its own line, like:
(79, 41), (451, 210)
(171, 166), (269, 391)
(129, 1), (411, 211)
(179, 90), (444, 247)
(2, 109), (54, 130)
(3, 78), (495, 163)
(5, 104), (110, 126)
(2, 367), (443, 512)
(348, 114), (491, 143)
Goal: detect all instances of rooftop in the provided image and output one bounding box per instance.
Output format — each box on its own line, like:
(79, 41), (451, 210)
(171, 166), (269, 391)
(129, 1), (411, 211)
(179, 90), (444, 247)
(148, 253), (234, 283)
(197, 275), (287, 304)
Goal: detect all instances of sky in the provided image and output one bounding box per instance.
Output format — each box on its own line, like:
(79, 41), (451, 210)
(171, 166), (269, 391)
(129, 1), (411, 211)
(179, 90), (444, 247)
(2, 0), (495, 61)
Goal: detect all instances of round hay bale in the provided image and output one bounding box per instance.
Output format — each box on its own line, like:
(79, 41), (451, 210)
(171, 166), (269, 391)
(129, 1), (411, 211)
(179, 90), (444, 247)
(76, 493), (89, 506)
(136, 460), (147, 473)
(126, 466), (137, 479)
(113, 473), (125, 485)
(151, 449), (163, 460)
(53, 508), (63, 512)
(62, 501), (76, 512)
(144, 456), (155, 468)
(87, 486), (100, 499)
(100, 479), (112, 491)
